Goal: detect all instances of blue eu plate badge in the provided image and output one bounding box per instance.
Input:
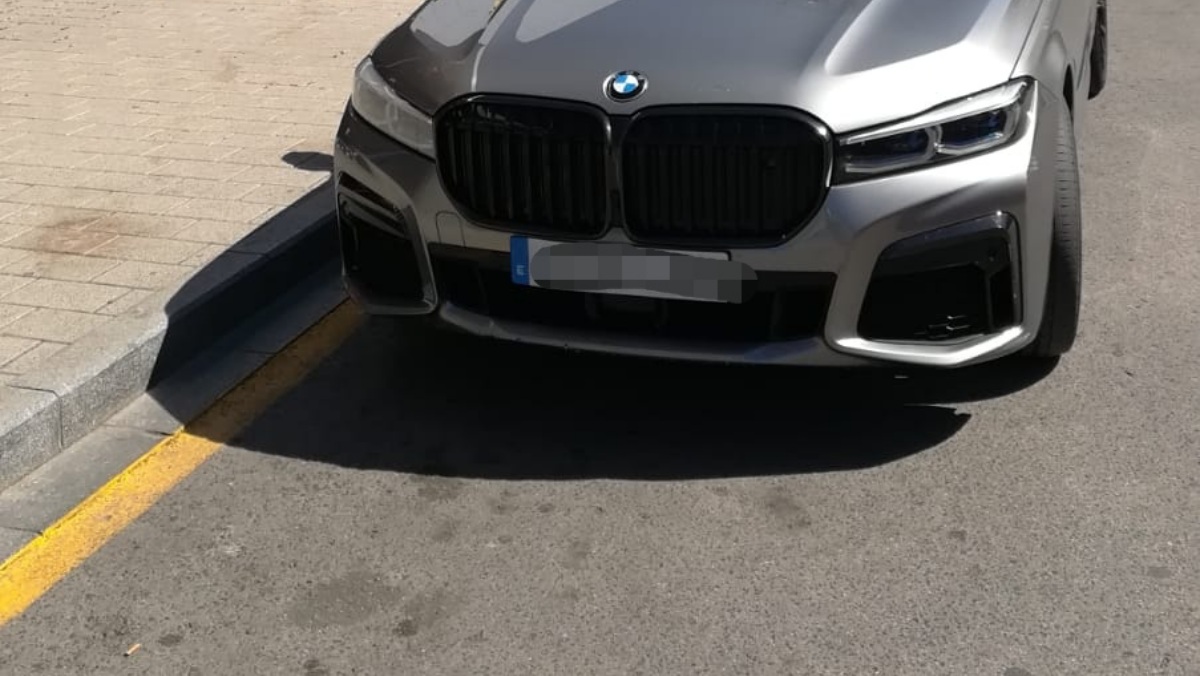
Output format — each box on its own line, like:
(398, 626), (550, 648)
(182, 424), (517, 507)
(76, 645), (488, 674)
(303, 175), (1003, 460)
(510, 235), (531, 286)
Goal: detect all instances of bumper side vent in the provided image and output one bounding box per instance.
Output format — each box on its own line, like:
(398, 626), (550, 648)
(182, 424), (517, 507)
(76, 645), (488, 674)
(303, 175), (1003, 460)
(857, 221), (1018, 342)
(860, 266), (994, 341)
(337, 176), (425, 303)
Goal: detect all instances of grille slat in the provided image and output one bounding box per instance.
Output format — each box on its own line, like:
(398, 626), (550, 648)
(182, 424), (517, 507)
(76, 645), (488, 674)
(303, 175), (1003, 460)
(498, 126), (514, 221)
(545, 135), (556, 223)
(520, 131), (534, 222)
(560, 140), (574, 227)
(462, 125), (478, 208)
(481, 127), (496, 218)
(750, 122), (762, 234)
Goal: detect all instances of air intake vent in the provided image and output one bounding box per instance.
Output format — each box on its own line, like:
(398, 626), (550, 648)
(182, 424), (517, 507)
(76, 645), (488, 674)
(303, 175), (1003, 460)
(435, 99), (609, 237)
(621, 110), (828, 245)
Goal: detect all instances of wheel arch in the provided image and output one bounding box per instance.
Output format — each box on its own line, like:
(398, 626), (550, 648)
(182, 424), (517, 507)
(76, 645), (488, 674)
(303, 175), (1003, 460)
(1012, 19), (1074, 124)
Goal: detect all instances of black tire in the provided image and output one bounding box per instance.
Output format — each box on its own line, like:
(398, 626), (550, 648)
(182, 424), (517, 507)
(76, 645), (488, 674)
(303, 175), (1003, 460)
(1088, 0), (1108, 99)
(1025, 101), (1083, 358)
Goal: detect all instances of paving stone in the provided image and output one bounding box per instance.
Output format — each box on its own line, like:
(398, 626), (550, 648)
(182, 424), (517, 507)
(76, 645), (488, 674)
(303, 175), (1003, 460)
(3, 93), (89, 112)
(2, 228), (117, 255)
(208, 119), (290, 136)
(0, 339), (66, 374)
(167, 198), (271, 223)
(95, 288), (154, 316)
(1, 308), (108, 343)
(231, 165), (326, 188)
(71, 124), (156, 140)
(2, 279), (128, 312)
(0, 304), (34, 330)
(155, 178), (259, 201)
(171, 219), (259, 246)
(147, 159), (255, 181)
(0, 182), (28, 201)
(1, 148), (98, 169)
(238, 184), (309, 205)
(0, 224), (29, 244)
(218, 133), (306, 151)
(77, 170), (168, 193)
(68, 137), (166, 157)
(0, 203), (27, 221)
(178, 243), (230, 268)
(4, 166), (106, 191)
(0, 335), (38, 368)
(0, 247), (30, 268)
(142, 143), (242, 162)
(5, 185), (111, 209)
(93, 260), (189, 290)
(83, 192), (188, 216)
(78, 153), (173, 174)
(88, 235), (206, 265)
(0, 252), (122, 282)
(1, 205), (106, 229)
(86, 213), (196, 239)
(0, 274), (34, 297)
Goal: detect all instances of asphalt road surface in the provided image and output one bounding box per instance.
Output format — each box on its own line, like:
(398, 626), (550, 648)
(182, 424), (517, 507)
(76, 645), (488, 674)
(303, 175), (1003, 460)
(2, 2), (1199, 674)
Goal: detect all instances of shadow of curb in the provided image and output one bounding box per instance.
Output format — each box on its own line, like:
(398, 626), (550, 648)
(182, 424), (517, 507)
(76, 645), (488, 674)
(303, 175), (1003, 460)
(0, 179), (338, 491)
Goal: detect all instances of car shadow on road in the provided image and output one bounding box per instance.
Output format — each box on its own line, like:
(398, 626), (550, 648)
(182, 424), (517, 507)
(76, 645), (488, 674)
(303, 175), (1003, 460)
(228, 316), (1058, 481)
(142, 159), (1057, 482)
(139, 162), (1058, 482)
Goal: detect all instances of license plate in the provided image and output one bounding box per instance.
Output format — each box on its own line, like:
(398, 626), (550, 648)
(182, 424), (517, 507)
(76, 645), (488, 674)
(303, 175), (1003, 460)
(510, 236), (754, 304)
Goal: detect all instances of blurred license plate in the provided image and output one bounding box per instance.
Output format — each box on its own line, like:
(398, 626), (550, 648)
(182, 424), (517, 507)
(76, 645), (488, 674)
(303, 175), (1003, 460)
(510, 236), (754, 304)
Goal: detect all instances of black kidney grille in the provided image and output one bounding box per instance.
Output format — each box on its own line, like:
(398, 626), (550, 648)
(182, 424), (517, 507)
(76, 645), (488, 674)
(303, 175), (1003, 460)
(621, 113), (827, 243)
(436, 101), (608, 236)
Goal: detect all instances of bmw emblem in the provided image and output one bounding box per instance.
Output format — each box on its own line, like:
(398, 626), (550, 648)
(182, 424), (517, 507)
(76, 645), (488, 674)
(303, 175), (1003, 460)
(605, 70), (647, 102)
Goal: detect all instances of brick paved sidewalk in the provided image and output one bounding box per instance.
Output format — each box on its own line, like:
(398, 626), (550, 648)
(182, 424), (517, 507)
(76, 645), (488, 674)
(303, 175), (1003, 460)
(0, 0), (415, 379)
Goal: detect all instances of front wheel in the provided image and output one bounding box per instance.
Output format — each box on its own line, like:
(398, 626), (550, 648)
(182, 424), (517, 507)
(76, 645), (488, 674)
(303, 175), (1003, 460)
(1024, 101), (1083, 358)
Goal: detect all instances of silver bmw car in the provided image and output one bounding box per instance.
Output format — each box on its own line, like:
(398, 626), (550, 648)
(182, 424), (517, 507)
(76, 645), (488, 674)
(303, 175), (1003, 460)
(333, 0), (1108, 368)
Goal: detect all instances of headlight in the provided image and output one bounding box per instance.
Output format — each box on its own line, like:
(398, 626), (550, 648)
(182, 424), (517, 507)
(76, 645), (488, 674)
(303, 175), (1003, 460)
(834, 79), (1032, 183)
(350, 57), (435, 158)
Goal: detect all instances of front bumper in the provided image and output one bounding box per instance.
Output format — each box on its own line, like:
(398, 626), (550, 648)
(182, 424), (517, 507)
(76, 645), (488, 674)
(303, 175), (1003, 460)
(332, 84), (1059, 368)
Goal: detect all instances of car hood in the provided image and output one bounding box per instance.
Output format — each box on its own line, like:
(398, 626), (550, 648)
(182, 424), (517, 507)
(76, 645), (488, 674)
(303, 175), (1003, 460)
(371, 0), (1040, 132)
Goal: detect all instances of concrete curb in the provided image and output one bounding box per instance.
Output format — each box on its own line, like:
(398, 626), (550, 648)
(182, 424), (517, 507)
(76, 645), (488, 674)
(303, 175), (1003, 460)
(0, 180), (340, 490)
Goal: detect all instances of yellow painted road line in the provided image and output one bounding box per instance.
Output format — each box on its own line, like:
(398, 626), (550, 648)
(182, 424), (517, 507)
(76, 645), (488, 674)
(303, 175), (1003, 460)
(0, 301), (362, 627)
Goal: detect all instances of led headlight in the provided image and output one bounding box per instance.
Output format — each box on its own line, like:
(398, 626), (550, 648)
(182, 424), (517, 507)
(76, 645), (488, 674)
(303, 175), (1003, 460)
(350, 57), (435, 158)
(834, 79), (1032, 182)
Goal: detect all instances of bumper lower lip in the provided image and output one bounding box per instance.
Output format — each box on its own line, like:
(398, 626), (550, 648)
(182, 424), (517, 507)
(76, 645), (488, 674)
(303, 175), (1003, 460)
(333, 84), (1052, 368)
(433, 301), (872, 367)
